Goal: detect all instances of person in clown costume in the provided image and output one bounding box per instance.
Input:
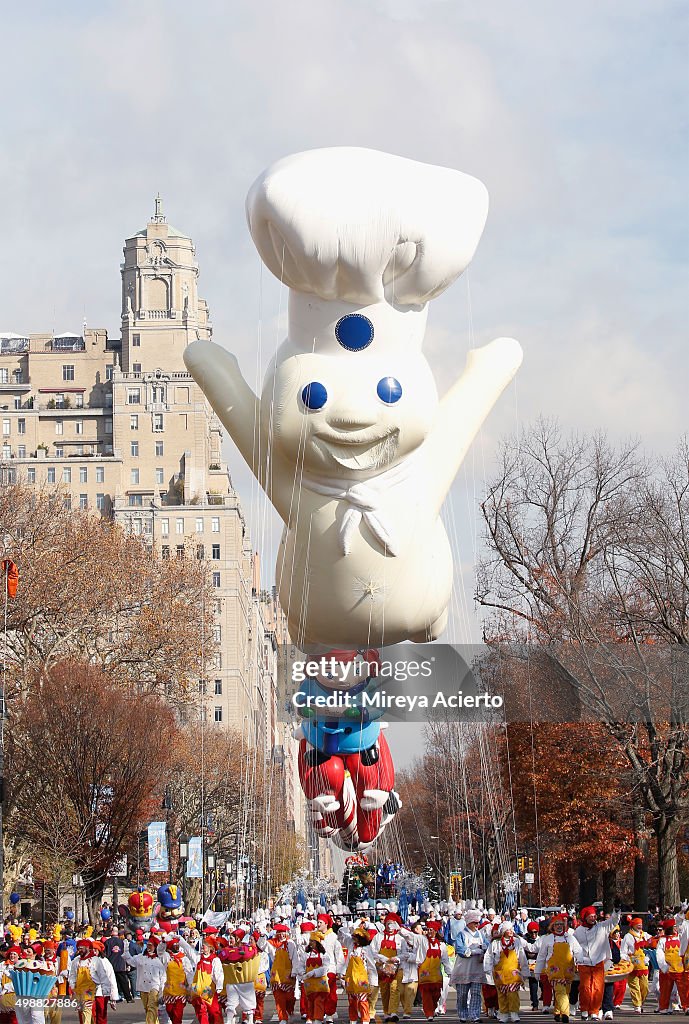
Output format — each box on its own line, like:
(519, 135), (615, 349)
(297, 922), (317, 1019)
(186, 933), (225, 1024)
(451, 910), (488, 1024)
(157, 932), (195, 1024)
(299, 931), (334, 1024)
(620, 918), (651, 1014)
(251, 930), (270, 1024)
(484, 922), (529, 1024)
(42, 941), (69, 1024)
(344, 928), (377, 1024)
(415, 921), (452, 1021)
(0, 947), (20, 1024)
(91, 940), (117, 1024)
(656, 919), (688, 1014)
(370, 913), (406, 1022)
(269, 924), (301, 1023)
(571, 908), (620, 1021)
(534, 914), (579, 1024)
(315, 914), (345, 1024)
(122, 932), (166, 1024)
(68, 939), (116, 1024)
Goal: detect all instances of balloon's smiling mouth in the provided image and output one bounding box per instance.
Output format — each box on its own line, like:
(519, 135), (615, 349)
(313, 428), (400, 471)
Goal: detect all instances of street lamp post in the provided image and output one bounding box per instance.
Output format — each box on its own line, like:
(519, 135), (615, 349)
(179, 834), (189, 911)
(206, 849), (216, 915)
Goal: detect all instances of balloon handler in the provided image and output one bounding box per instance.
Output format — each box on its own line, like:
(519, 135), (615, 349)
(294, 649), (402, 848)
(217, 929), (260, 1024)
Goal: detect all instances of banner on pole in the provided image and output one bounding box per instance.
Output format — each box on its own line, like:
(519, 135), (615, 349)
(187, 836), (203, 878)
(147, 822), (169, 873)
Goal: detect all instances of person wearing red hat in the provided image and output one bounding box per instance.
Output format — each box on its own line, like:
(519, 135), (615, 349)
(415, 922), (452, 1021)
(122, 933), (165, 1024)
(657, 919), (688, 1013)
(534, 915), (578, 1024)
(186, 934), (225, 1024)
(0, 947), (20, 1024)
(157, 932), (195, 1024)
(41, 940), (67, 1024)
(297, 923), (318, 1019)
(316, 915), (344, 1024)
(252, 931), (270, 1024)
(270, 924), (300, 1022)
(620, 919), (651, 1013)
(370, 914), (406, 1022)
(523, 922), (544, 1013)
(571, 908), (620, 1020)
(343, 929), (377, 1024)
(68, 939), (116, 1024)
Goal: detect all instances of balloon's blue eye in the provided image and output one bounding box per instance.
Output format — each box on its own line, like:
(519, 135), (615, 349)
(301, 382), (328, 410)
(377, 377), (403, 404)
(335, 314), (374, 351)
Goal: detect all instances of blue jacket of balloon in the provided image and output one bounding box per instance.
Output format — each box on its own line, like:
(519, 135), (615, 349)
(296, 674), (387, 756)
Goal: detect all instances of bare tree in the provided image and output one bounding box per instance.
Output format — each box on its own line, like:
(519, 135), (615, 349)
(477, 421), (689, 905)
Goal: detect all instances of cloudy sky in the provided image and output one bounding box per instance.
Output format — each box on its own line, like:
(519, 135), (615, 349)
(3, 0), (687, 659)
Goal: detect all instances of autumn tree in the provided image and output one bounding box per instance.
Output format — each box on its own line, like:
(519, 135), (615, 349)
(5, 660), (177, 923)
(0, 484), (214, 707)
(477, 422), (689, 905)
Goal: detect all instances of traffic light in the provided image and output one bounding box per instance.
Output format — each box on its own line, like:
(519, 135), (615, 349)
(527, 856), (534, 872)
(517, 856), (526, 871)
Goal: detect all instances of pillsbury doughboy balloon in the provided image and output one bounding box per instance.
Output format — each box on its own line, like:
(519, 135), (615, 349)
(184, 147), (522, 650)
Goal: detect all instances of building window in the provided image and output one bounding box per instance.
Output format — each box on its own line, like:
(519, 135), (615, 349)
(155, 468), (164, 484)
(105, 418), (113, 434)
(2, 420), (9, 436)
(214, 707), (223, 723)
(2, 444), (11, 459)
(196, 544), (204, 560)
(128, 494), (143, 507)
(55, 420), (63, 436)
(106, 365), (114, 381)
(63, 494), (71, 510)
(211, 517), (220, 533)
(212, 572), (221, 588)
(176, 544), (185, 559)
(128, 388), (140, 405)
(155, 441), (164, 457)
(96, 494), (106, 511)
(131, 468), (139, 484)
(55, 446), (64, 458)
(214, 653), (222, 670)
(131, 441), (139, 457)
(212, 543), (220, 560)
(132, 363), (142, 374)
(175, 518), (184, 535)
(213, 625), (221, 643)
(62, 365), (75, 381)
(14, 398), (21, 410)
(80, 467), (88, 483)
(153, 413), (164, 431)
(131, 519), (142, 535)
(161, 518), (169, 537)
(79, 494), (88, 510)
(47, 467), (56, 484)
(215, 600), (222, 614)
(132, 334), (141, 347)
(27, 466), (36, 483)
(75, 444), (84, 456)
(17, 419), (26, 434)
(195, 518), (203, 533)
(0, 370), (7, 384)
(214, 679), (222, 695)
(63, 467), (71, 483)
(17, 445), (25, 459)
(161, 544), (169, 559)
(96, 466), (104, 483)
(130, 414), (138, 430)
(75, 393), (84, 408)
(75, 420), (83, 435)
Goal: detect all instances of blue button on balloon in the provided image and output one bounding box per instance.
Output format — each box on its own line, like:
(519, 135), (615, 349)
(335, 314), (374, 351)
(301, 381), (328, 410)
(377, 377), (403, 404)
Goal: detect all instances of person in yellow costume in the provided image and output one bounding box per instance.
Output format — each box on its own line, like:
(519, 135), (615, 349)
(484, 923), (528, 1024)
(158, 933), (196, 1024)
(68, 939), (115, 1024)
(0, 946), (20, 1024)
(415, 922), (452, 1021)
(535, 915), (580, 1024)
(620, 918), (650, 1013)
(370, 914), (405, 1022)
(656, 919), (688, 1013)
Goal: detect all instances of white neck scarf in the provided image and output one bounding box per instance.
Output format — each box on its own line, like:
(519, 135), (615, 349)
(302, 455), (416, 557)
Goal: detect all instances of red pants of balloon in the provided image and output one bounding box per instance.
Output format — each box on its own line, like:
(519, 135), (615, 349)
(298, 733), (395, 843)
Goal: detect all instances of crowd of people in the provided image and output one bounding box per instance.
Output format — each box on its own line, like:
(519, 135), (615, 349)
(2, 901), (689, 1024)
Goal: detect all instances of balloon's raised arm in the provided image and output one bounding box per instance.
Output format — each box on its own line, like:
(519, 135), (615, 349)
(184, 338), (267, 489)
(425, 336), (523, 512)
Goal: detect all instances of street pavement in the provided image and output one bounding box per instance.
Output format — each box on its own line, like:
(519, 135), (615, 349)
(56, 989), (666, 1024)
